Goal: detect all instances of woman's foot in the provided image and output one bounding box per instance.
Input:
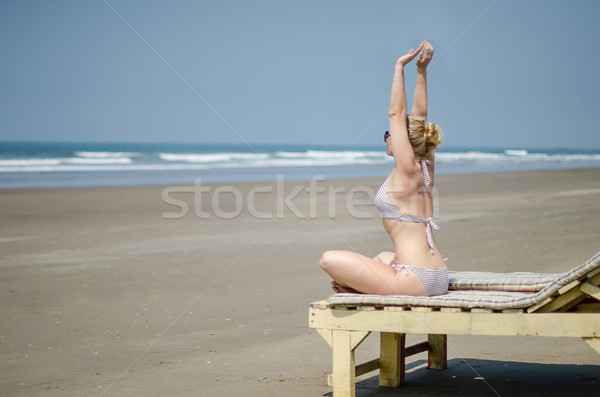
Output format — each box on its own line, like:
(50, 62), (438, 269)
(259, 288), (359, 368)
(331, 281), (360, 294)
(331, 281), (343, 293)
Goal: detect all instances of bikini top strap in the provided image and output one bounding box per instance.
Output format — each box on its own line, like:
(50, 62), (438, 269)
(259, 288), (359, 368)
(419, 159), (432, 188)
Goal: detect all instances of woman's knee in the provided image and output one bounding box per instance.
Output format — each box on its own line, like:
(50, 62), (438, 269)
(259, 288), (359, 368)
(374, 251), (394, 264)
(319, 250), (343, 272)
(319, 250), (333, 271)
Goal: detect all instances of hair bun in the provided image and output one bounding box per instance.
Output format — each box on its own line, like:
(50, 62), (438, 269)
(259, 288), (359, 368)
(424, 122), (442, 150)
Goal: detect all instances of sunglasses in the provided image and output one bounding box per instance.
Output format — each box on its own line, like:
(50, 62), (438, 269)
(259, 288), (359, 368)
(384, 131), (390, 142)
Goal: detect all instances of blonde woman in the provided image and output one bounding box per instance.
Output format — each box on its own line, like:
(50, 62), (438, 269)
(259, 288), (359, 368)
(319, 41), (447, 296)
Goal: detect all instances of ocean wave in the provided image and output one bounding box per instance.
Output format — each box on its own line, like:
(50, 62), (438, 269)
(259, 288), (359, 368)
(1, 148), (599, 174)
(75, 151), (142, 158)
(159, 152), (269, 163)
(63, 157), (133, 165)
(0, 156), (132, 169)
(504, 149), (528, 156)
(436, 151), (600, 163)
(275, 150), (384, 159)
(0, 163), (209, 173)
(0, 158), (62, 167)
(217, 157), (387, 169)
(0, 156), (386, 173)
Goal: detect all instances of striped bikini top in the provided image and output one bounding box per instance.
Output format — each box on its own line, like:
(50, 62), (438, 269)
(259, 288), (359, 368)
(374, 159), (439, 254)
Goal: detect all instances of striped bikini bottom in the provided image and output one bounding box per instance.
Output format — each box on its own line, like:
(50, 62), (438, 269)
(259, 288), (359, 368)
(389, 262), (449, 296)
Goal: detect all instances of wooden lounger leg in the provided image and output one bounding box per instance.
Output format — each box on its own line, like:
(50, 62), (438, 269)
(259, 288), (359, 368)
(331, 330), (370, 397)
(379, 332), (405, 387)
(428, 334), (447, 370)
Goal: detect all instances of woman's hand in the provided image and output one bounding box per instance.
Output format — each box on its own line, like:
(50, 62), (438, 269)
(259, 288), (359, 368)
(416, 40), (434, 71)
(396, 43), (424, 68)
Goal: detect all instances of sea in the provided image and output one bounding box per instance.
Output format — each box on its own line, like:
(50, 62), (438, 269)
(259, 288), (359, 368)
(1, 141), (599, 189)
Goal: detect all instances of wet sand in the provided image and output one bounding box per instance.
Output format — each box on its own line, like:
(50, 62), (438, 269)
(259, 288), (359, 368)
(1, 168), (599, 396)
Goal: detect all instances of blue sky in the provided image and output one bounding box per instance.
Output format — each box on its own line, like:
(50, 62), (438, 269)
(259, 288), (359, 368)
(1, 0), (599, 149)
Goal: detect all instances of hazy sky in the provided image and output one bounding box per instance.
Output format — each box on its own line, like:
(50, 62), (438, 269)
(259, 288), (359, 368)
(1, 0), (599, 149)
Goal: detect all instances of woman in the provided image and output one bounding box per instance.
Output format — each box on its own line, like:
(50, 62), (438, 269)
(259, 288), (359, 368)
(319, 41), (447, 296)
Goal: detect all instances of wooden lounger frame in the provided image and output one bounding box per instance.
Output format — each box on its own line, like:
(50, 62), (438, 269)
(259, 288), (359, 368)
(309, 269), (600, 397)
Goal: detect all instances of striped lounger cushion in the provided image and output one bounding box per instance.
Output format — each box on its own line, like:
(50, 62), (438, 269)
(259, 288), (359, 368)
(448, 271), (559, 292)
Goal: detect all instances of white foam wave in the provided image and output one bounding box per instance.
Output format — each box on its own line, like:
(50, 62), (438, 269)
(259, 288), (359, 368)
(1, 149), (599, 174)
(0, 157), (132, 169)
(504, 149), (528, 156)
(436, 151), (600, 163)
(218, 157), (387, 169)
(159, 152), (269, 163)
(0, 163), (210, 173)
(436, 152), (508, 162)
(63, 157), (132, 165)
(75, 151), (142, 158)
(0, 158), (62, 167)
(0, 155), (389, 173)
(275, 150), (383, 159)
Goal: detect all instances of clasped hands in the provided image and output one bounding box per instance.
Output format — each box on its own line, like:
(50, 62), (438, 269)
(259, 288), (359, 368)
(396, 40), (434, 71)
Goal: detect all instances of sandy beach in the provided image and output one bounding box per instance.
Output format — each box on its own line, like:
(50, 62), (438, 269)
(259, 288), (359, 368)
(1, 168), (599, 396)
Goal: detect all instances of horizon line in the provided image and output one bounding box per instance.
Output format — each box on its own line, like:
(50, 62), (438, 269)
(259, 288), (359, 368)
(0, 139), (598, 152)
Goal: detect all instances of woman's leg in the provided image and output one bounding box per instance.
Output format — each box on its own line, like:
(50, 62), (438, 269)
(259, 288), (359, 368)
(319, 250), (427, 296)
(374, 251), (395, 265)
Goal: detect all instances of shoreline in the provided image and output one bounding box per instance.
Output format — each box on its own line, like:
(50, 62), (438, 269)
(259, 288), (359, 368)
(1, 167), (599, 396)
(1, 165), (599, 191)
(1, 160), (600, 189)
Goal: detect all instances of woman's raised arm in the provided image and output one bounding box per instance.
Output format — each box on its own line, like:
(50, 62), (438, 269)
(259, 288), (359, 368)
(411, 41), (434, 119)
(389, 44), (423, 170)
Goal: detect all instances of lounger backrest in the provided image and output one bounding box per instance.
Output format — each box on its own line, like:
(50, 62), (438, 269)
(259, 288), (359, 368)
(449, 251), (600, 293)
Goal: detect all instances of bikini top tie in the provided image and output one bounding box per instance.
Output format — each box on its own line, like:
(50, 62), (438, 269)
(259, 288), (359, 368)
(374, 159), (439, 254)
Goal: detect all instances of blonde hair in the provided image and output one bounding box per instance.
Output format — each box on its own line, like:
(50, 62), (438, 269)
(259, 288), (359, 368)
(407, 116), (442, 158)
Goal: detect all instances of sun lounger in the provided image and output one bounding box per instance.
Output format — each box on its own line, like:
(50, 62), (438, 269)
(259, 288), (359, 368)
(309, 251), (600, 397)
